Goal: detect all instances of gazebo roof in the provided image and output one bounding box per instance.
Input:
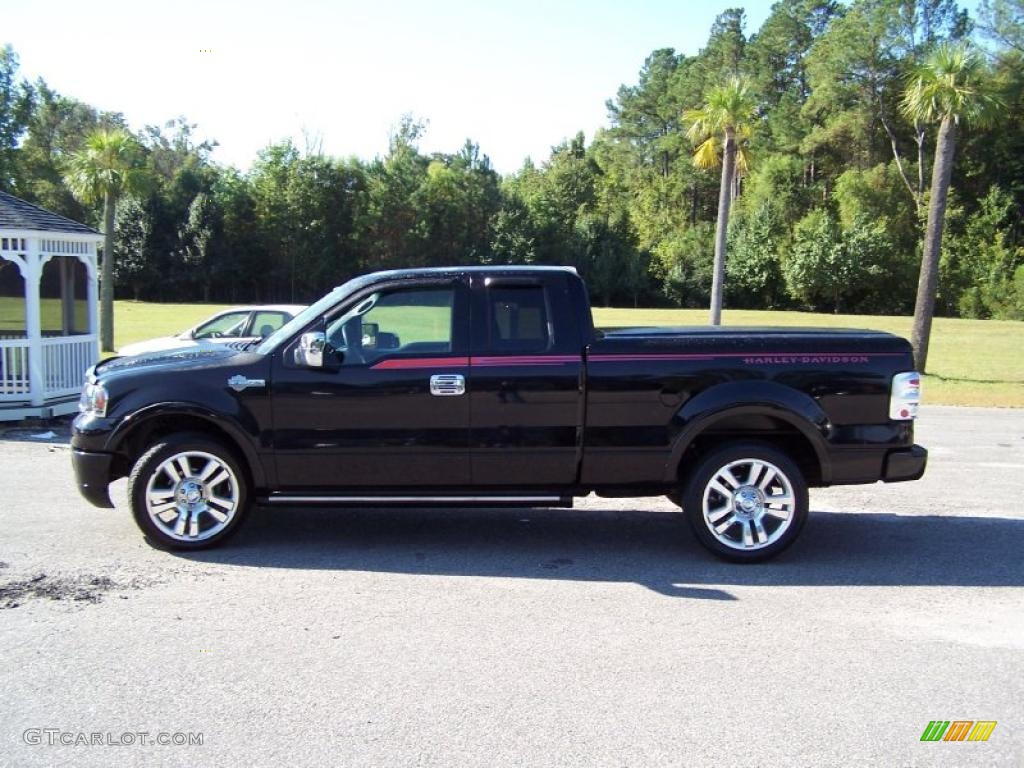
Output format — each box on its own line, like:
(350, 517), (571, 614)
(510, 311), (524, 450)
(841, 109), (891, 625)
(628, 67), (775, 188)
(0, 190), (100, 235)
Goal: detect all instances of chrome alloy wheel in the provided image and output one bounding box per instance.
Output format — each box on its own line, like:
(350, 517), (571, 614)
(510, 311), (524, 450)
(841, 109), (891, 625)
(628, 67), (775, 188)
(144, 451), (239, 542)
(701, 457), (796, 551)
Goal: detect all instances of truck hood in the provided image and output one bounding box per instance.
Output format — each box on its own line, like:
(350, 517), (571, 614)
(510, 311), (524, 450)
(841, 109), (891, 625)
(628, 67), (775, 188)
(92, 343), (257, 383)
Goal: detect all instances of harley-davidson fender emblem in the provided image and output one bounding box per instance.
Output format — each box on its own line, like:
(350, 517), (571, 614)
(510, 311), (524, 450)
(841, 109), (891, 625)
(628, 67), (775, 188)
(228, 375), (266, 392)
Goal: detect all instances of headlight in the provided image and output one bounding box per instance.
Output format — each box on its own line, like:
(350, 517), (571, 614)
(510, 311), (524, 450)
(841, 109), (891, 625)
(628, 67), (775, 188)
(79, 381), (109, 417)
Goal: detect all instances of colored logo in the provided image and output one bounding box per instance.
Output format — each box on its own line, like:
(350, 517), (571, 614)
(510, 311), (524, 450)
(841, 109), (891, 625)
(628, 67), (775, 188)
(920, 721), (997, 742)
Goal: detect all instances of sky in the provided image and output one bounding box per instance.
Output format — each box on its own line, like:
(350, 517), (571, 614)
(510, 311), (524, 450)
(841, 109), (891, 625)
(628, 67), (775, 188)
(5, 0), (982, 175)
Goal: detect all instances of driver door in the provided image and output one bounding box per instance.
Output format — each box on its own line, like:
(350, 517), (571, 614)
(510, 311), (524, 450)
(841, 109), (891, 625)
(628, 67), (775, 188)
(270, 279), (471, 490)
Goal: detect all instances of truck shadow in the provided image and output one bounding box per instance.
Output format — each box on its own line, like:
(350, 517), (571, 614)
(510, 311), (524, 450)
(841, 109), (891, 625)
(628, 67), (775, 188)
(175, 506), (1024, 599)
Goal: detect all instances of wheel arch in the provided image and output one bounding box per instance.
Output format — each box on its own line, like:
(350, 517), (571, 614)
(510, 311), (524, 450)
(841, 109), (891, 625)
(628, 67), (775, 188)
(105, 404), (268, 489)
(664, 381), (832, 487)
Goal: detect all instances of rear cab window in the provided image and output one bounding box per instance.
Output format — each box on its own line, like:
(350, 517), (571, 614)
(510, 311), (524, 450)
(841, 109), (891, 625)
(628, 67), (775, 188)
(488, 285), (552, 353)
(471, 273), (582, 358)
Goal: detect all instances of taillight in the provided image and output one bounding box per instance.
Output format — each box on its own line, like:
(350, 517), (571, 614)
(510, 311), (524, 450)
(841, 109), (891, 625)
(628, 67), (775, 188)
(890, 372), (921, 420)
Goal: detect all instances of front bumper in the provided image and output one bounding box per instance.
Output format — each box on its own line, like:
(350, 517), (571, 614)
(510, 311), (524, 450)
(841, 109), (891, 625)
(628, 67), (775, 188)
(71, 449), (115, 508)
(883, 444), (928, 482)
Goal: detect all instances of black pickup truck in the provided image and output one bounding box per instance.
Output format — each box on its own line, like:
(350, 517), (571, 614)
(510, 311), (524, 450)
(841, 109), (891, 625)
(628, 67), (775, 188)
(71, 266), (926, 561)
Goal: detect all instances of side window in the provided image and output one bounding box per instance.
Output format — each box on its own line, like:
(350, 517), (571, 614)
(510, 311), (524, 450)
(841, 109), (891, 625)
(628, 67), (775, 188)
(327, 287), (454, 366)
(487, 285), (551, 353)
(251, 311), (288, 338)
(194, 311), (250, 339)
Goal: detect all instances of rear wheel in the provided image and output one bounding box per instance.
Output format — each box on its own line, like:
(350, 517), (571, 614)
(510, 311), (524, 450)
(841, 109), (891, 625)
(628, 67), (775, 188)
(127, 433), (250, 550)
(682, 442), (808, 562)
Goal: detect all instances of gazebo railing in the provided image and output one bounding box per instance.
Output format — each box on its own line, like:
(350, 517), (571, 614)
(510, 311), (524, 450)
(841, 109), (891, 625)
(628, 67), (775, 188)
(0, 338), (30, 399)
(42, 335), (97, 398)
(1, 335), (97, 402)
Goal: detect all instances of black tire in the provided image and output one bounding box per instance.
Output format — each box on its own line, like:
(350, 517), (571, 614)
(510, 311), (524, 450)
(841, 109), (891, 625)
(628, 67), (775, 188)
(127, 432), (250, 550)
(681, 441), (808, 563)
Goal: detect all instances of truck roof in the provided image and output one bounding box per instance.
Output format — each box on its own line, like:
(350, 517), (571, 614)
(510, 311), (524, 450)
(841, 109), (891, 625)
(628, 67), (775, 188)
(333, 265), (578, 291)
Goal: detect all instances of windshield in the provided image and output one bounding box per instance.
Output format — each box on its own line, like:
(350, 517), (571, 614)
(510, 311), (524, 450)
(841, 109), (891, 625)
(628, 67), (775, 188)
(254, 279), (361, 355)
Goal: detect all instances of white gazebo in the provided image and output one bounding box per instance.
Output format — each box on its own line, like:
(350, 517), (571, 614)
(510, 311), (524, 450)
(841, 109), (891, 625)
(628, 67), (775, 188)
(0, 191), (104, 421)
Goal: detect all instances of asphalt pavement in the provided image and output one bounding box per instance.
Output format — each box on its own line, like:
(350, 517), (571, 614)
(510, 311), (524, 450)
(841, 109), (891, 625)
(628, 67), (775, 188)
(0, 405), (1021, 767)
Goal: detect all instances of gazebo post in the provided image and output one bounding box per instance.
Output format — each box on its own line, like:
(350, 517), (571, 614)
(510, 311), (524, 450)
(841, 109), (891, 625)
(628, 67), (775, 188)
(23, 242), (44, 407)
(85, 247), (99, 350)
(60, 257), (75, 334)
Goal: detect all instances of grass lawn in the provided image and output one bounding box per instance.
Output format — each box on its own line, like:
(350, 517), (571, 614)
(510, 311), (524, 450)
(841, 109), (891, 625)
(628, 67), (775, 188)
(112, 301), (453, 349)
(0, 296), (90, 333)
(112, 300), (235, 346)
(50, 299), (1024, 408)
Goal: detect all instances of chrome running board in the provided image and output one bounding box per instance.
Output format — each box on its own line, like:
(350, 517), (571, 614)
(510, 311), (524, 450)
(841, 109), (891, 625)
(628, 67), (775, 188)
(264, 494), (571, 507)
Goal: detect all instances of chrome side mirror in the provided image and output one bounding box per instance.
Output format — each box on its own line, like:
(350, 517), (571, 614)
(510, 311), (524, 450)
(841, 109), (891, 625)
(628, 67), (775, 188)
(297, 331), (327, 368)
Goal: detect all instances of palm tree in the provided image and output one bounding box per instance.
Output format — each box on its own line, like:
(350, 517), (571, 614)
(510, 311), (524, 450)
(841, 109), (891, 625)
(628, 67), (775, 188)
(901, 43), (1003, 371)
(65, 128), (147, 351)
(684, 77), (757, 325)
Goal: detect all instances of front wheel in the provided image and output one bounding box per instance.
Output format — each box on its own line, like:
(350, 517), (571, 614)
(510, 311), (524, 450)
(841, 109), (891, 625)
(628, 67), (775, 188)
(682, 442), (808, 562)
(127, 433), (250, 550)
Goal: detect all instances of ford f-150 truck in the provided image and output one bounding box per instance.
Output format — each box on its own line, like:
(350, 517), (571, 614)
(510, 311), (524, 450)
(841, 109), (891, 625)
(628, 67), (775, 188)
(71, 266), (926, 561)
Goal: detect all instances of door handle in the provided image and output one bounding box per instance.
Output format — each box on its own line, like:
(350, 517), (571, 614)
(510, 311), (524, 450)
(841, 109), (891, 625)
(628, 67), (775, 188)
(430, 374), (465, 396)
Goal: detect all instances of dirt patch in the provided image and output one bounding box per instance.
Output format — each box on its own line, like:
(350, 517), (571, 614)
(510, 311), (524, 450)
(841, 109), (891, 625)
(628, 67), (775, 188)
(0, 572), (144, 609)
